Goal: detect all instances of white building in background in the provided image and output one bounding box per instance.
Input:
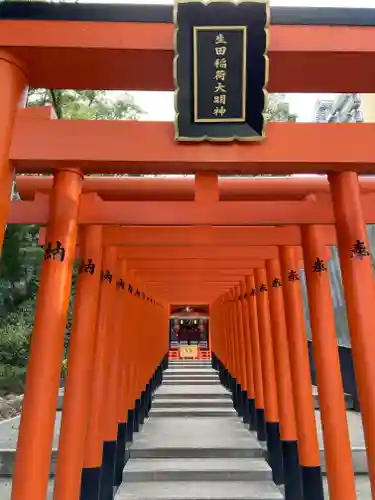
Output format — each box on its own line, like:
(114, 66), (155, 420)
(360, 94), (375, 123)
(314, 93), (375, 123)
(314, 93), (363, 123)
(309, 93), (375, 348)
(315, 100), (334, 122)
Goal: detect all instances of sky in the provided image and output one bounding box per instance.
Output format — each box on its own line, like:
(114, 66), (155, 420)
(80, 0), (374, 121)
(128, 92), (337, 122)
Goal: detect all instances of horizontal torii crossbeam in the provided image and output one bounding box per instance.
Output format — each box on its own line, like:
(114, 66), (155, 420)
(9, 191), (375, 225)
(4, 6), (375, 500)
(15, 175), (375, 202)
(38, 225), (331, 247)
(10, 110), (375, 175)
(1, 10), (375, 92)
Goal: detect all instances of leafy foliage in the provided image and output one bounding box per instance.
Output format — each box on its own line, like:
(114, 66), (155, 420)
(0, 225), (42, 319)
(0, 224), (41, 394)
(0, 88), (143, 394)
(265, 93), (297, 122)
(26, 89), (143, 121)
(1, 89), (295, 394)
(0, 323), (30, 395)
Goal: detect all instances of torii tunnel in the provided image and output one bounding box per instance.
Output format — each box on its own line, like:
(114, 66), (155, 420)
(2, 2), (375, 500)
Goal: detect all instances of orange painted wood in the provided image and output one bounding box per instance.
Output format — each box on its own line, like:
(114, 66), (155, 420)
(125, 259), (269, 269)
(0, 51), (27, 250)
(120, 248), (277, 260)
(0, 21), (374, 92)
(15, 174), (375, 202)
(10, 120), (375, 175)
(43, 226), (317, 247)
(9, 194), (375, 225)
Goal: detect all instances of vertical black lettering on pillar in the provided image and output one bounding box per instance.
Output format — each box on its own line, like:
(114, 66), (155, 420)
(42, 240), (66, 262)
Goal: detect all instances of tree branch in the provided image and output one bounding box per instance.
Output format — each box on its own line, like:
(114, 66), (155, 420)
(49, 90), (62, 119)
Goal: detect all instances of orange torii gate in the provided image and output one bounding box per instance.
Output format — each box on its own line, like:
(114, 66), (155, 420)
(1, 2), (375, 500)
(12, 171), (375, 500)
(14, 174), (375, 201)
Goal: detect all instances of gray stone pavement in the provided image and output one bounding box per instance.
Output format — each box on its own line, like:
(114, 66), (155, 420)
(149, 407), (237, 417)
(323, 477), (371, 499)
(0, 414), (61, 477)
(0, 477), (370, 500)
(123, 457), (273, 482)
(153, 398), (233, 408)
(0, 413), (61, 450)
(312, 385), (354, 409)
(0, 359), (371, 498)
(116, 481), (284, 499)
(0, 477), (371, 500)
(315, 409), (368, 474)
(0, 479), (54, 499)
(130, 416), (264, 458)
(117, 363), (283, 499)
(154, 384), (231, 399)
(315, 409), (365, 448)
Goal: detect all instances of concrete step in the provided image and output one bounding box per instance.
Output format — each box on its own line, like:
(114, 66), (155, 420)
(245, 421), (368, 477)
(0, 448), (58, 477)
(154, 385), (231, 399)
(153, 393), (232, 401)
(165, 369), (217, 375)
(164, 372), (218, 376)
(323, 475), (370, 499)
(152, 398), (233, 409)
(0, 478), (55, 499)
(130, 417), (264, 459)
(167, 365), (212, 369)
(115, 481), (283, 499)
(149, 407), (237, 417)
(163, 380), (221, 385)
(131, 447), (265, 460)
(123, 457), (273, 482)
(319, 447), (367, 475)
(169, 360), (212, 364)
(315, 410), (367, 474)
(166, 361), (213, 371)
(2, 475), (371, 499)
(163, 370), (219, 380)
(163, 376), (219, 382)
(0, 413), (62, 477)
(168, 359), (212, 366)
(312, 386), (354, 410)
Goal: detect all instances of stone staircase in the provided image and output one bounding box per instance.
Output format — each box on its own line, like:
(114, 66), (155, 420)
(116, 359), (283, 500)
(0, 360), (370, 498)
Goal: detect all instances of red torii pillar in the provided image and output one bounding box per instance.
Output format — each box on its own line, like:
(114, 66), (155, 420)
(0, 51), (27, 250)
(329, 172), (375, 496)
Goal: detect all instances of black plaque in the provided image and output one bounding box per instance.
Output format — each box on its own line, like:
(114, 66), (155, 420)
(194, 27), (247, 123)
(174, 0), (269, 142)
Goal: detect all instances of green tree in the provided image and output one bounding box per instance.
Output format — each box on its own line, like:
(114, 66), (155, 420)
(26, 89), (143, 121)
(0, 224), (42, 394)
(0, 88), (144, 394)
(265, 93), (297, 122)
(0, 89), (294, 394)
(0, 224), (42, 321)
